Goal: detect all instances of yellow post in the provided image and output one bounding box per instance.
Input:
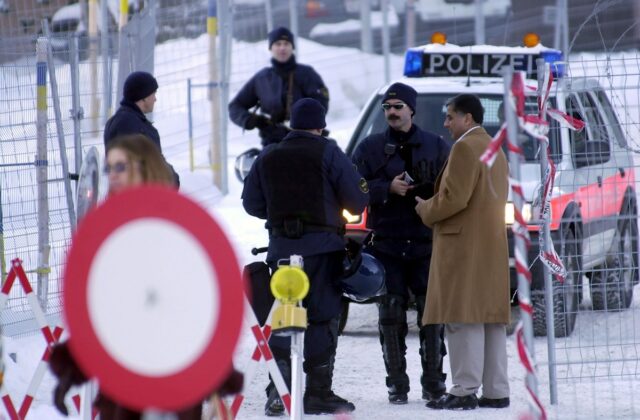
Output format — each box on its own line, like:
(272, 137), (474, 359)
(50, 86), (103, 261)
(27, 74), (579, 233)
(208, 1), (223, 189)
(119, 0), (129, 29)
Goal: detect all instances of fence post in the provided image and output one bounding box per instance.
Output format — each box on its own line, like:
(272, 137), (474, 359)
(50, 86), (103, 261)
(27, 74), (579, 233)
(537, 58), (559, 405)
(35, 37), (51, 312)
(289, 0), (298, 53)
(101, 0), (112, 122)
(89, 0), (99, 133)
(405, 0), (416, 49)
(265, 0), (274, 33)
(69, 36), (84, 175)
(219, 0), (232, 194)
(42, 20), (78, 230)
(187, 78), (195, 172)
(360, 0), (372, 53)
(502, 66), (543, 418)
(474, 0), (486, 45)
(209, 1), (225, 193)
(381, 0), (390, 84)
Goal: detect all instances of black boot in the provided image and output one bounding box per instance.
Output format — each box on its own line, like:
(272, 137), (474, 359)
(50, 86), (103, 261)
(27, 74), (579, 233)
(416, 296), (447, 402)
(379, 295), (410, 404)
(303, 360), (355, 415)
(264, 359), (291, 416)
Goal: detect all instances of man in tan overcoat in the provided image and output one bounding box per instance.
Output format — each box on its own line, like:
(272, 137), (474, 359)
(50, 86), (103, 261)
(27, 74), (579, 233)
(415, 94), (510, 411)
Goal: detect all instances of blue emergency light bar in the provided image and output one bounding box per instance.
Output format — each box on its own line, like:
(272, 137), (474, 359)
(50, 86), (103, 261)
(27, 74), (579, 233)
(404, 46), (564, 79)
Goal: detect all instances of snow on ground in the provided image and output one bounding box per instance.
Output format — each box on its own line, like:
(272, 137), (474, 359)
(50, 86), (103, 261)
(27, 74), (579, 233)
(2, 34), (640, 419)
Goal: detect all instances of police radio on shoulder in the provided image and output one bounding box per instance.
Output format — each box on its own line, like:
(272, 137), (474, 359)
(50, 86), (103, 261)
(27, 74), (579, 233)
(403, 32), (564, 79)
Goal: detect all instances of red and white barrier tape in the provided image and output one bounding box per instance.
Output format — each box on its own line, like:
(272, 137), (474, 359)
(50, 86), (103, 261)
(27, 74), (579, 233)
(516, 323), (547, 420)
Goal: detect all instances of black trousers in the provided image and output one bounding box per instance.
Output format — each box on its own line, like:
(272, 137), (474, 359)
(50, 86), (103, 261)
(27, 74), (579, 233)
(367, 247), (430, 312)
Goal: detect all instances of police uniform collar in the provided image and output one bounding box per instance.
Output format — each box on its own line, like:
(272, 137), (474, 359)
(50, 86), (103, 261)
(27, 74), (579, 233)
(387, 124), (418, 145)
(283, 130), (324, 142)
(120, 99), (148, 119)
(271, 55), (297, 75)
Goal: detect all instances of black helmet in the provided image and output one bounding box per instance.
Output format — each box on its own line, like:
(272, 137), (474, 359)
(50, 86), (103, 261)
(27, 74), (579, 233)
(341, 252), (386, 302)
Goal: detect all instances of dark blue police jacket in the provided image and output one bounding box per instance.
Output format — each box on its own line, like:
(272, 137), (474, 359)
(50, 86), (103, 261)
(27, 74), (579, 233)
(103, 100), (162, 151)
(242, 131), (368, 262)
(352, 124), (451, 257)
(229, 57), (329, 145)
(103, 99), (182, 188)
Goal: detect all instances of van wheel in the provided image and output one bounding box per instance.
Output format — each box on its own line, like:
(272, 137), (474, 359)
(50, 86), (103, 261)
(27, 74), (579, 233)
(532, 229), (579, 337)
(591, 257), (626, 311)
(338, 299), (349, 335)
(617, 200), (638, 307)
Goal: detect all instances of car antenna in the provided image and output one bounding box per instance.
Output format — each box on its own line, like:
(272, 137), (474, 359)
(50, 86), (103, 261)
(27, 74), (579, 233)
(466, 46), (471, 87)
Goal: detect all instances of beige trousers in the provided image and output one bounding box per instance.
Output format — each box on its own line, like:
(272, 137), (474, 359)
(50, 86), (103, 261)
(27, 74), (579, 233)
(445, 323), (510, 399)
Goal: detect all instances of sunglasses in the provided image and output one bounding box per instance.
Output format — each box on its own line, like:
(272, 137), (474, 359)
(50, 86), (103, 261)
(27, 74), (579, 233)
(382, 103), (407, 111)
(103, 161), (129, 174)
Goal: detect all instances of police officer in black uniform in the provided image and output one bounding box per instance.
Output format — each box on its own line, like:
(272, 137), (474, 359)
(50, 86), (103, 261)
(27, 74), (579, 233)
(104, 71), (180, 186)
(229, 27), (329, 146)
(352, 83), (451, 405)
(242, 98), (368, 416)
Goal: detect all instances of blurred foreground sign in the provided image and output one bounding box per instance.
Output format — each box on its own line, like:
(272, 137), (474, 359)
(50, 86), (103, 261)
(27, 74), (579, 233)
(63, 186), (244, 411)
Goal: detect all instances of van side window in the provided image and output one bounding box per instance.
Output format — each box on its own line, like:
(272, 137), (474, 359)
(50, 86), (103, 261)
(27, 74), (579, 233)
(580, 92), (610, 145)
(566, 96), (588, 166)
(595, 90), (627, 148)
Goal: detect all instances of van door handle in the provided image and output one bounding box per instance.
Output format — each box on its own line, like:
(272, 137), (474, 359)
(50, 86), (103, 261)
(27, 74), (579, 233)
(597, 175), (603, 187)
(619, 167), (626, 177)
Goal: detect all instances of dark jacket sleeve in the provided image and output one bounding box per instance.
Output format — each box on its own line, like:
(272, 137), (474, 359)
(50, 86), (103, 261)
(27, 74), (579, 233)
(329, 143), (368, 214)
(352, 136), (390, 206)
(241, 150), (268, 219)
(229, 75), (260, 129)
(302, 66), (329, 112)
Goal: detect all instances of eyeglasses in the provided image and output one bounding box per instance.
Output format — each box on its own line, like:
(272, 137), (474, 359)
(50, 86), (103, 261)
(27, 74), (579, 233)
(382, 103), (407, 111)
(103, 161), (129, 174)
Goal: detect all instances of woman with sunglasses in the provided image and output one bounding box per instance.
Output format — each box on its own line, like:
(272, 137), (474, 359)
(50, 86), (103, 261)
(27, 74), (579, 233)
(104, 134), (176, 195)
(49, 134), (242, 419)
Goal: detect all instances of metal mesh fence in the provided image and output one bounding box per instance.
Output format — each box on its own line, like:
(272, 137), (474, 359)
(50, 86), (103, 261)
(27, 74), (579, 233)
(540, 52), (640, 386)
(0, 1), (639, 416)
(0, 50), (70, 334)
(499, 50), (640, 417)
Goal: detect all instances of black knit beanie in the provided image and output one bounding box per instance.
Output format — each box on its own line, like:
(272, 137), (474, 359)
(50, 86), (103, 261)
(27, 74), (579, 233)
(123, 71), (158, 102)
(268, 27), (295, 49)
(290, 98), (326, 130)
(382, 82), (417, 113)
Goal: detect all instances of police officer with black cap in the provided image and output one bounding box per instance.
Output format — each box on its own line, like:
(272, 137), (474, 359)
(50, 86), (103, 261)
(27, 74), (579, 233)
(242, 98), (368, 416)
(352, 82), (451, 405)
(104, 71), (180, 186)
(229, 27), (329, 146)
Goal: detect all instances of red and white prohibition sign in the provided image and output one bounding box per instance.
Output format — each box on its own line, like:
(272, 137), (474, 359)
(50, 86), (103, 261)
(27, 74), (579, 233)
(63, 186), (244, 412)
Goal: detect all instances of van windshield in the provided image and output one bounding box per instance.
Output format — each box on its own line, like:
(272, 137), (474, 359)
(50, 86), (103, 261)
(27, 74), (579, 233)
(347, 93), (561, 163)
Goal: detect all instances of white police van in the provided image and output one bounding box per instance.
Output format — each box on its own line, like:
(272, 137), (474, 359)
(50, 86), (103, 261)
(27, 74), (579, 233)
(344, 35), (638, 337)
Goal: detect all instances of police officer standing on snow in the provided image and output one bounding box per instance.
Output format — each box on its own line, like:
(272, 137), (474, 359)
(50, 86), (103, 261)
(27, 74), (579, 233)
(104, 71), (179, 186)
(229, 27), (329, 146)
(352, 83), (451, 405)
(242, 98), (368, 416)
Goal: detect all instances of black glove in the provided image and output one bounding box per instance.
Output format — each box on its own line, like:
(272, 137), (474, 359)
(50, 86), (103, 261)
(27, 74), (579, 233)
(217, 366), (244, 396)
(244, 114), (270, 130)
(49, 342), (88, 416)
(53, 373), (72, 416)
